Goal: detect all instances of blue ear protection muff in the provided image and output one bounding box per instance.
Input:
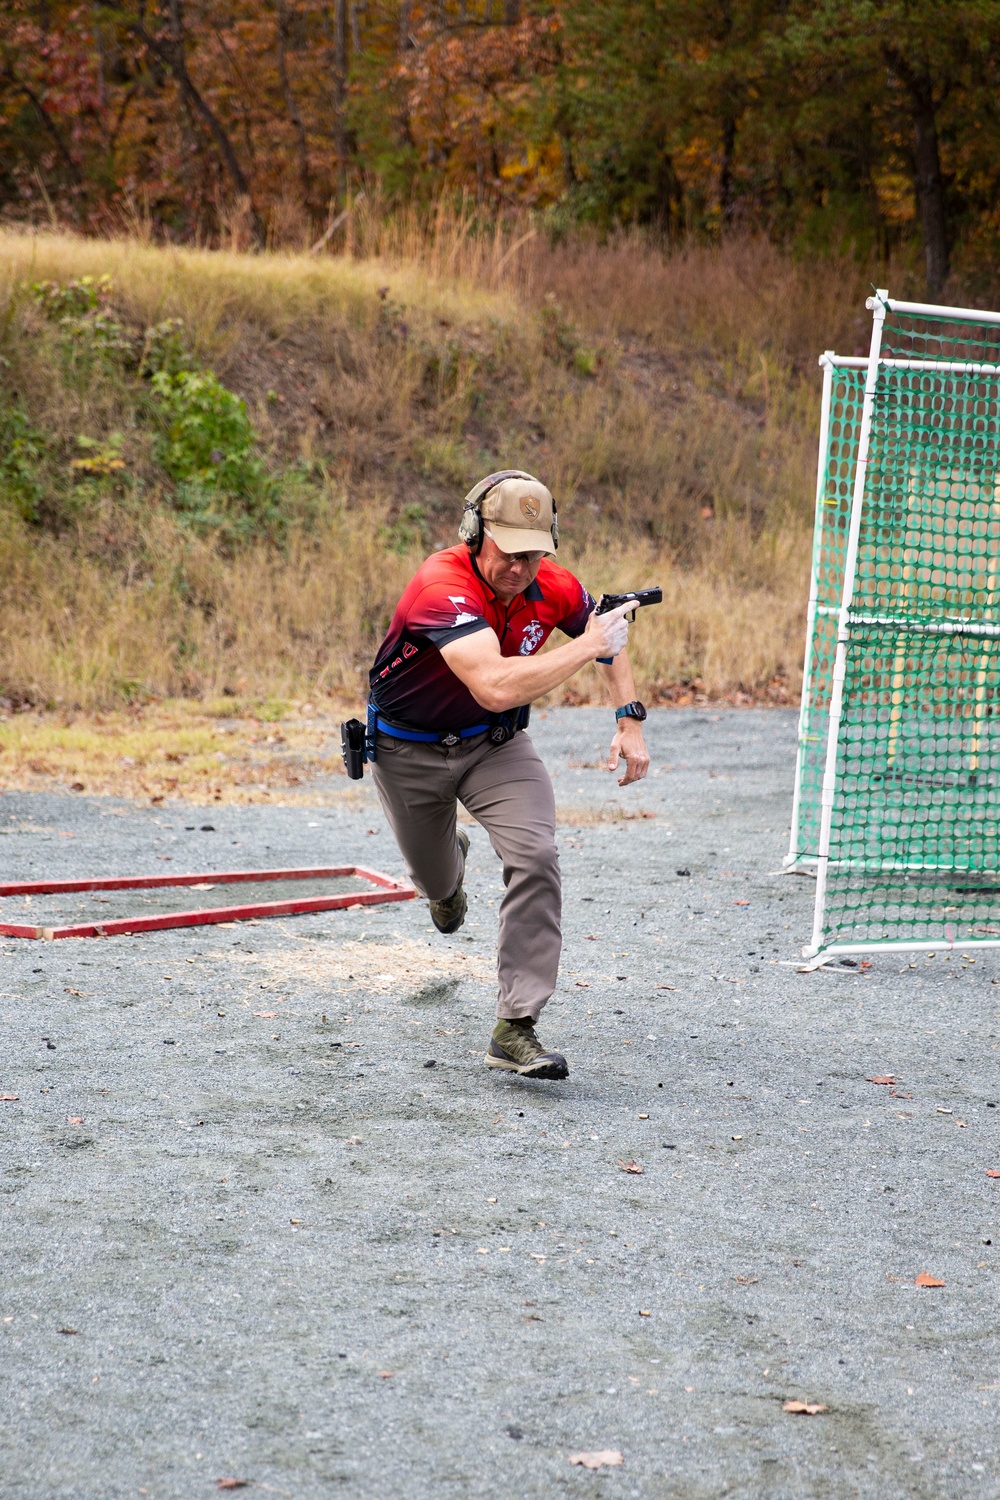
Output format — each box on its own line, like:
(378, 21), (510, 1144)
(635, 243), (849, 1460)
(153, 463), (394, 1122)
(458, 470), (558, 553)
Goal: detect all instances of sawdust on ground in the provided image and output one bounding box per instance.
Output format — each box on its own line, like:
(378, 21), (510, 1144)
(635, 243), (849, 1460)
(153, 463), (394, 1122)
(225, 936), (494, 995)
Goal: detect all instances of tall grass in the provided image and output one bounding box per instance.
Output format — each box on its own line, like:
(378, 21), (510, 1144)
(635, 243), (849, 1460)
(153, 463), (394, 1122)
(0, 218), (892, 711)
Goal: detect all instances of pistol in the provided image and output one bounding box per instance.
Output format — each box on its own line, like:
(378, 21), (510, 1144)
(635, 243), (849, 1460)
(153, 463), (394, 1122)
(595, 587), (663, 621)
(341, 718), (366, 780)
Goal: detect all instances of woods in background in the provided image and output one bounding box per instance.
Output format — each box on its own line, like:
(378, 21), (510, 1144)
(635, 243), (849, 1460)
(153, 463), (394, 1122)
(2, 2), (1000, 292)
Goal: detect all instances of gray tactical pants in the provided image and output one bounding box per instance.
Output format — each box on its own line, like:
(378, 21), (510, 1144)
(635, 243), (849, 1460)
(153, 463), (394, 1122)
(370, 729), (561, 1021)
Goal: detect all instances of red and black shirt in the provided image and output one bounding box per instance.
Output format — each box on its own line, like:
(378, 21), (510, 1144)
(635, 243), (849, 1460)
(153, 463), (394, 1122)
(369, 545), (594, 731)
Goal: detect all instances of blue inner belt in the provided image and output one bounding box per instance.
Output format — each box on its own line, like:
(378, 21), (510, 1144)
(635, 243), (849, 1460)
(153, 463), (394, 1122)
(372, 711), (489, 744)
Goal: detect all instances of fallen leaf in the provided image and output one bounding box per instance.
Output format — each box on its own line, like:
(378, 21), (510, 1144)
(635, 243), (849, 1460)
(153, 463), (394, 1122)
(574, 981), (591, 988)
(888, 1088), (912, 1099)
(253, 1011), (279, 1019)
(986, 1169), (1000, 1179)
(57, 1326), (79, 1335)
(915, 1272), (945, 1287)
(868, 1075), (895, 1085)
(732, 899), (750, 907)
(378, 1371), (393, 1379)
(191, 883), (217, 892)
(655, 983), (677, 990)
(215, 1482), (249, 1492)
(66, 1116), (83, 1125)
(522, 1313), (544, 1323)
(783, 1400), (827, 1415)
(64, 988), (84, 997)
(618, 1159), (643, 1174)
(0, 1094), (19, 1103)
(568, 1451), (624, 1470)
(734, 1275), (758, 1285)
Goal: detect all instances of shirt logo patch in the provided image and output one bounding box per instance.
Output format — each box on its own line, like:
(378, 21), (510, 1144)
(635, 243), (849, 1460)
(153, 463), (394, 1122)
(520, 619), (545, 655)
(448, 594), (480, 628)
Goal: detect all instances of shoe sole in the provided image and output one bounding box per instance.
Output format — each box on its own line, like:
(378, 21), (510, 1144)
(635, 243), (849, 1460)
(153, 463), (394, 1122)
(484, 1053), (569, 1081)
(431, 901), (466, 935)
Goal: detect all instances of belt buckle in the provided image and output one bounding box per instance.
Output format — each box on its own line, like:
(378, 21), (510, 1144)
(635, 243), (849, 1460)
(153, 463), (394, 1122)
(441, 732), (459, 747)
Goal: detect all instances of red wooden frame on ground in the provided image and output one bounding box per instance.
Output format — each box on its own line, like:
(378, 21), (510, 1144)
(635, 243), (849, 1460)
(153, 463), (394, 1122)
(0, 866), (416, 940)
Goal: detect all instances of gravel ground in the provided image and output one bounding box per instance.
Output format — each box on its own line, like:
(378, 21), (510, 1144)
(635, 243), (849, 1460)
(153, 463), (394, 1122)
(1, 707), (998, 1500)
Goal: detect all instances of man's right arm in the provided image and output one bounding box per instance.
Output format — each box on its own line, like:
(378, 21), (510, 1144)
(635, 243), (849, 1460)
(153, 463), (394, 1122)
(439, 604), (632, 713)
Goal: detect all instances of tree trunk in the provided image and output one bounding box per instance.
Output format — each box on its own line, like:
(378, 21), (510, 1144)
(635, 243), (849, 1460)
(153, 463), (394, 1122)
(719, 114), (736, 224)
(504, 0), (521, 21)
(883, 46), (949, 295)
(276, 0), (311, 204)
(323, 1), (348, 205)
(134, 3), (266, 246)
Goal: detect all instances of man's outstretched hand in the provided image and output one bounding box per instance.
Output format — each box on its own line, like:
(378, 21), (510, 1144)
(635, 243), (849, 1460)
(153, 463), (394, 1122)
(607, 719), (650, 786)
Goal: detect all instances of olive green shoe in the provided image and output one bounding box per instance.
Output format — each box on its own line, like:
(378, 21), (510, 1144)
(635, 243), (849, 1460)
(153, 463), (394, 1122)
(428, 829), (470, 934)
(485, 1018), (569, 1080)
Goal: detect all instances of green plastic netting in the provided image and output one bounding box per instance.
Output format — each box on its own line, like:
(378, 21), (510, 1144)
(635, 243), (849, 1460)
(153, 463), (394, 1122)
(794, 294), (1000, 957)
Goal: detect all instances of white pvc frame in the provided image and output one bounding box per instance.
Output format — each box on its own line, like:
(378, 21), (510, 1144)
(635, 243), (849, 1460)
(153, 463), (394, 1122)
(785, 351), (835, 869)
(804, 291), (1000, 957)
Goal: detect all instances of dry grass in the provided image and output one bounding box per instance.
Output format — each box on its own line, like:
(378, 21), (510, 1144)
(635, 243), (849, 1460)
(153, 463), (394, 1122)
(0, 219), (885, 720)
(0, 700), (364, 807)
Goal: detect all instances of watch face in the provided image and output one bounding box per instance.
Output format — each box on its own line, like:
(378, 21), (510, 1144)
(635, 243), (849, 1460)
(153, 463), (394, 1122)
(619, 701), (647, 721)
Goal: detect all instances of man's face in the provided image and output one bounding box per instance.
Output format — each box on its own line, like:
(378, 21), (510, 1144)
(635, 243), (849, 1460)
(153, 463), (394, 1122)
(477, 532), (547, 602)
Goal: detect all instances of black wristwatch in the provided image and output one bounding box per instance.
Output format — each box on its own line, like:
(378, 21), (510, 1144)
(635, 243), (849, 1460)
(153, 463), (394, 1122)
(615, 700), (647, 723)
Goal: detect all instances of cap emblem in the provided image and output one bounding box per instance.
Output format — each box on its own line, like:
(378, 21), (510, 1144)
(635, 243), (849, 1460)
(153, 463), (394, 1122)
(519, 495), (540, 520)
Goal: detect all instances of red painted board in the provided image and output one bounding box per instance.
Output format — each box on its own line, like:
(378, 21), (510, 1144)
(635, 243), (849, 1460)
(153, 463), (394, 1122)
(0, 865), (416, 939)
(29, 885), (415, 939)
(0, 866), (363, 897)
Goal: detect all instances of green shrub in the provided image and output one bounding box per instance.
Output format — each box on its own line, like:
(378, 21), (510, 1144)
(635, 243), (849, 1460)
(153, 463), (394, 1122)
(0, 402), (46, 521)
(150, 369), (281, 541)
(32, 274), (137, 373)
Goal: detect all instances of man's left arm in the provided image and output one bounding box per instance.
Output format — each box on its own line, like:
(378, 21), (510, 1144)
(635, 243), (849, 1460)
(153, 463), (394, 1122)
(595, 651), (650, 787)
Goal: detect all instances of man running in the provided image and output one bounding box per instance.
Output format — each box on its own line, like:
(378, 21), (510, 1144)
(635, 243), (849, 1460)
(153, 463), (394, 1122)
(368, 470), (650, 1080)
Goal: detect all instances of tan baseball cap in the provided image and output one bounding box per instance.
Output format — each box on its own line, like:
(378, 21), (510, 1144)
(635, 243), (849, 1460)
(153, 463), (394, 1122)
(481, 476), (557, 554)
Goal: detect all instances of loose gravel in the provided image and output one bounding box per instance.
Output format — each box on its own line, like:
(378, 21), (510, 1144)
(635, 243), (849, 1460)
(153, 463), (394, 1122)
(1, 708), (998, 1500)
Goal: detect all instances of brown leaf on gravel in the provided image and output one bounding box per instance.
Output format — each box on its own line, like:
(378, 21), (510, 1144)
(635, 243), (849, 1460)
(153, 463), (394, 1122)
(252, 1011), (279, 1019)
(915, 1271), (945, 1287)
(57, 1327), (79, 1335)
(868, 1075), (896, 1085)
(215, 1481), (250, 1491)
(568, 1451), (624, 1470)
(618, 1159), (643, 1174)
(888, 1088), (912, 1099)
(782, 1400), (827, 1415)
(0, 1094), (19, 1102)
(734, 1275), (759, 1285)
(986, 1169), (1000, 1179)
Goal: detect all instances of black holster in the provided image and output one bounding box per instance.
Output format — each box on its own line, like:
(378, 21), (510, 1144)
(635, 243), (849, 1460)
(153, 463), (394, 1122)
(487, 704), (530, 745)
